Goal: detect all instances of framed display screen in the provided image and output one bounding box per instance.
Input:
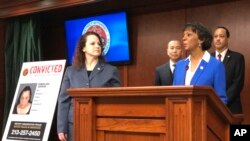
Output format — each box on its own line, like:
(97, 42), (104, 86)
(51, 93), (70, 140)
(64, 11), (131, 65)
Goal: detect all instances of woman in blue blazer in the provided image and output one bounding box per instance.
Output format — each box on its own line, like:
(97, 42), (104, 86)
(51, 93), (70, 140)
(57, 32), (121, 141)
(173, 22), (227, 104)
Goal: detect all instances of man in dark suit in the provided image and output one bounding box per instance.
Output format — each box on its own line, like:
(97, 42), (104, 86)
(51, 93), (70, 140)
(212, 26), (245, 114)
(155, 40), (182, 85)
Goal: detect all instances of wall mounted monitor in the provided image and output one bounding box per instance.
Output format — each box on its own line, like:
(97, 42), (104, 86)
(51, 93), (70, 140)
(64, 11), (131, 65)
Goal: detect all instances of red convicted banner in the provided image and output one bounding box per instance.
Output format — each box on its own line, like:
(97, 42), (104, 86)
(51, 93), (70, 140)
(29, 64), (63, 74)
(2, 60), (66, 141)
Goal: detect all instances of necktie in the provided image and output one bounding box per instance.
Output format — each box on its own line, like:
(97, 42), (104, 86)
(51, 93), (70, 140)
(218, 54), (222, 62)
(172, 64), (176, 74)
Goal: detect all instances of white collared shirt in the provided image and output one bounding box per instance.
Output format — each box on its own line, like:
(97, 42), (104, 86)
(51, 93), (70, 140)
(169, 60), (176, 73)
(185, 51), (210, 85)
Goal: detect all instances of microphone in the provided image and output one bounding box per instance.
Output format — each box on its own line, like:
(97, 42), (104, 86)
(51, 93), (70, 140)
(185, 65), (189, 71)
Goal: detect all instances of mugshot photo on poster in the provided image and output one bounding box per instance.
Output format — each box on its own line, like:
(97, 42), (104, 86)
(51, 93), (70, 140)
(12, 83), (37, 115)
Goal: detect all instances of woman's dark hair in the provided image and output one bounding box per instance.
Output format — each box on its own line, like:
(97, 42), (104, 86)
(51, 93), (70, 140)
(72, 31), (105, 70)
(18, 86), (32, 103)
(184, 22), (212, 51)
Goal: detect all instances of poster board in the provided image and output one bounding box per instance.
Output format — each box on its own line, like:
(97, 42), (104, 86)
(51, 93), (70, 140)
(2, 60), (66, 141)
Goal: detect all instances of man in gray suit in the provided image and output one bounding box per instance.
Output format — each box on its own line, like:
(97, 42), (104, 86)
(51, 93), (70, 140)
(155, 40), (182, 85)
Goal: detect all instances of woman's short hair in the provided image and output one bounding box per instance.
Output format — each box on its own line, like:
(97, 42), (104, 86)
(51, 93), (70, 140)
(184, 22), (213, 51)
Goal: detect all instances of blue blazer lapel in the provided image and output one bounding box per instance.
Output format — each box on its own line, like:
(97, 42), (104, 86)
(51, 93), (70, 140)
(180, 60), (189, 84)
(190, 60), (207, 85)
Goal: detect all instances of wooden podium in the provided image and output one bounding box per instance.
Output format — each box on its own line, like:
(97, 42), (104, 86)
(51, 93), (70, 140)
(68, 86), (243, 141)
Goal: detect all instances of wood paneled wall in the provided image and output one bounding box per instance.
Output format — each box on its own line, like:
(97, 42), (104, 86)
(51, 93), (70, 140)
(0, 0), (249, 140)
(127, 1), (250, 123)
(40, 0), (250, 124)
(127, 10), (185, 86)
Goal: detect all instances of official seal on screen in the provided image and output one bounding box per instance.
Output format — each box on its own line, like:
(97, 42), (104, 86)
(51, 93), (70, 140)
(82, 20), (110, 56)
